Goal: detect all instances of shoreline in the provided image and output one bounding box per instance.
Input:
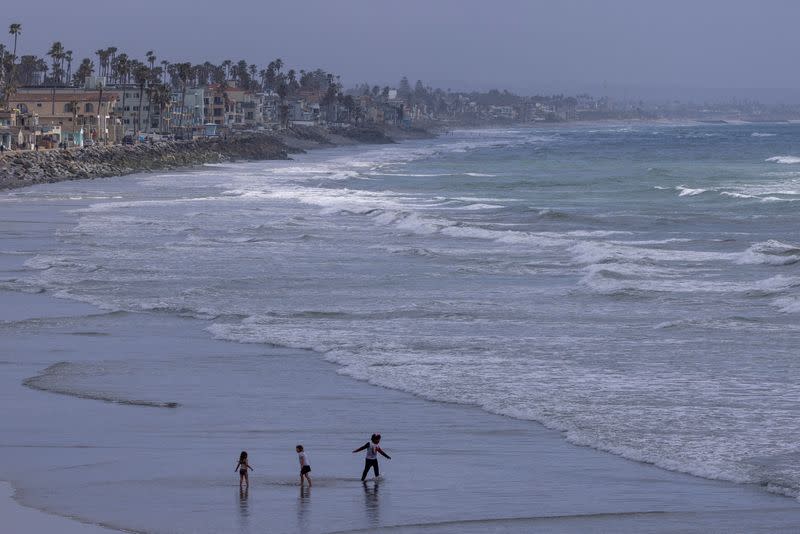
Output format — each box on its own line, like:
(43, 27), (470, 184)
(1, 481), (119, 533)
(3, 284), (800, 533)
(3, 140), (800, 532)
(0, 124), (434, 193)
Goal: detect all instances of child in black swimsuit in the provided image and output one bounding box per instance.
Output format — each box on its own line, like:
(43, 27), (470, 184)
(296, 444), (312, 487)
(235, 451), (254, 488)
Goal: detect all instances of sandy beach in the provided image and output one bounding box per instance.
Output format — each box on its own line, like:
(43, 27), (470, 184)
(3, 135), (800, 533)
(2, 292), (800, 534)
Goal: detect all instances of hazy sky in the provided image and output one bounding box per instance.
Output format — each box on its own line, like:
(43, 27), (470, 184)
(6, 0), (800, 99)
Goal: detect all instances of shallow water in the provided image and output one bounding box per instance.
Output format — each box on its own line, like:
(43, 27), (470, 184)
(3, 122), (800, 499)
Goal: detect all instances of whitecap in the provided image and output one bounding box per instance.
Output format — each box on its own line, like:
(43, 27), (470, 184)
(676, 185), (708, 197)
(766, 156), (800, 164)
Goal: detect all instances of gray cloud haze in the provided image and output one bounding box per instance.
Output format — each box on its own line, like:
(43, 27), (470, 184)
(6, 0), (800, 99)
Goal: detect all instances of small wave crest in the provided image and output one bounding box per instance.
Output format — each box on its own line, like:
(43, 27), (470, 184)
(766, 156), (800, 164)
(736, 240), (800, 266)
(676, 185), (708, 197)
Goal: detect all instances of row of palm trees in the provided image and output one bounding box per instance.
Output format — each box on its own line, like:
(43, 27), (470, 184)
(2, 24), (363, 135)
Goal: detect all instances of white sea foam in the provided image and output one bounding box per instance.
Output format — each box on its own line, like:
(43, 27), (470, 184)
(736, 240), (800, 266)
(720, 192), (759, 199)
(766, 156), (800, 164)
(457, 203), (504, 210)
(774, 296), (800, 313)
(568, 241), (738, 265)
(751, 132), (777, 137)
(676, 185), (708, 196)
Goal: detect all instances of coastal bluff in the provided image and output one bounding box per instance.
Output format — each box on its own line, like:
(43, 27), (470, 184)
(0, 125), (406, 192)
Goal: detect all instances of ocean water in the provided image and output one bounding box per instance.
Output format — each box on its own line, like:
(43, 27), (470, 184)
(4, 122), (800, 497)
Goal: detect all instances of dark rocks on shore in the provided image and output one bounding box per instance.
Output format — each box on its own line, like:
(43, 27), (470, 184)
(328, 126), (395, 144)
(0, 125), (436, 192)
(0, 133), (290, 191)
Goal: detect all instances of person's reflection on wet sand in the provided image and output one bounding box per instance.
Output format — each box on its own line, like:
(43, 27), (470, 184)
(297, 483), (311, 531)
(363, 479), (380, 527)
(237, 486), (250, 530)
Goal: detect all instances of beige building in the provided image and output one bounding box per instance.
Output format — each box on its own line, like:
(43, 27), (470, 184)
(8, 87), (119, 143)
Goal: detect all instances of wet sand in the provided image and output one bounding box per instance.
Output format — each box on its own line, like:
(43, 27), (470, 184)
(0, 482), (115, 534)
(2, 289), (800, 533)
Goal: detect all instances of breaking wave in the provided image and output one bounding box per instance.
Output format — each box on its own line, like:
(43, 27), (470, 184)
(766, 156), (800, 164)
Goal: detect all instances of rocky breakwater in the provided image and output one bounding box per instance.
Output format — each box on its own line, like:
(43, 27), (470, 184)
(0, 133), (290, 191)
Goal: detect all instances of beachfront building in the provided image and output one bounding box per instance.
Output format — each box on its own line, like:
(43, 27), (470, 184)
(287, 98), (320, 125)
(8, 87), (119, 144)
(0, 110), (17, 149)
(167, 87), (205, 137)
(203, 84), (257, 128)
(258, 91), (281, 126)
(109, 83), (160, 136)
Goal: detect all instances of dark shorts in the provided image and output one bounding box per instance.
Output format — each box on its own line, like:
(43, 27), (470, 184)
(301, 465), (311, 474)
(239, 469), (247, 476)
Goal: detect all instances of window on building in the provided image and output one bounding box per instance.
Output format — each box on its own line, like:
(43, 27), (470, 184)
(213, 109), (222, 116)
(37, 103), (42, 107)
(64, 103), (74, 113)
(85, 103), (94, 113)
(214, 97), (222, 105)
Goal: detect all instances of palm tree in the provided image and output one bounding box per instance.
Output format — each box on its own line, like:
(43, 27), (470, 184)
(133, 63), (149, 136)
(73, 58), (94, 86)
(94, 49), (104, 77)
(150, 83), (171, 133)
(144, 84), (154, 133)
(47, 41), (65, 84)
(96, 48), (112, 79)
(248, 64), (257, 89)
(174, 62), (192, 135)
(146, 50), (156, 70)
(160, 60), (169, 82)
(221, 59), (232, 80)
(8, 23), (21, 61)
(64, 50), (73, 86)
(107, 47), (117, 79)
(113, 53), (129, 84)
(5, 24), (21, 107)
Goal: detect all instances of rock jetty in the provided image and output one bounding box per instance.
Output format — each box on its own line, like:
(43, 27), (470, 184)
(0, 125), (436, 192)
(0, 133), (291, 191)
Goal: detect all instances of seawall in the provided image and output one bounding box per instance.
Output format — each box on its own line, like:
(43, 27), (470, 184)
(0, 125), (419, 192)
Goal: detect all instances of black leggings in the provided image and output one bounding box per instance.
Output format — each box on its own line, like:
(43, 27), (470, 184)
(361, 459), (379, 480)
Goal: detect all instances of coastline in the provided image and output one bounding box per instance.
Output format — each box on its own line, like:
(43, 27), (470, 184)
(0, 124), (433, 193)
(3, 148), (800, 533)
